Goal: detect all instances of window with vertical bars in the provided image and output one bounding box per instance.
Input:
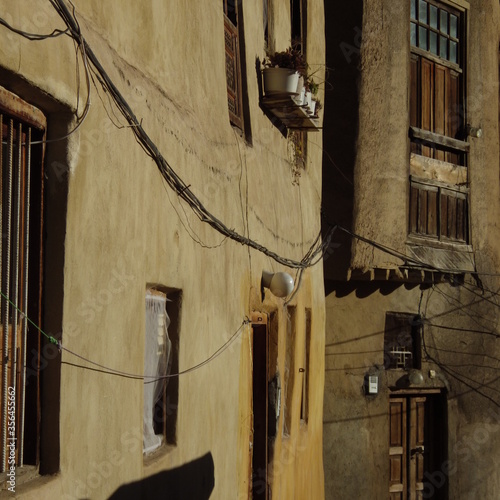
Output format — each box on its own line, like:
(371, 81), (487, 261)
(0, 90), (46, 473)
(384, 313), (422, 370)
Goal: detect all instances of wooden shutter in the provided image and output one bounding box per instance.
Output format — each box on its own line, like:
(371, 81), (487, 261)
(409, 397), (426, 497)
(410, 179), (468, 243)
(224, 15), (243, 130)
(446, 70), (460, 164)
(390, 398), (407, 499)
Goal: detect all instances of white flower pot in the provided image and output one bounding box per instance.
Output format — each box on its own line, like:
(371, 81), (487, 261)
(263, 68), (300, 96)
(308, 99), (317, 116)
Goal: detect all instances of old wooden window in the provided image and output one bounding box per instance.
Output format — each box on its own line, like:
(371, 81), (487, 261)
(223, 0), (244, 130)
(384, 313), (422, 370)
(0, 89), (46, 473)
(409, 0), (469, 244)
(410, 0), (465, 162)
(409, 178), (468, 243)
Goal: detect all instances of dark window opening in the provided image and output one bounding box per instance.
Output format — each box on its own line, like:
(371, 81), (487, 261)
(384, 312), (422, 370)
(144, 287), (181, 454)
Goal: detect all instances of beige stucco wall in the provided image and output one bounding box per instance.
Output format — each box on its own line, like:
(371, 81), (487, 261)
(0, 1), (325, 499)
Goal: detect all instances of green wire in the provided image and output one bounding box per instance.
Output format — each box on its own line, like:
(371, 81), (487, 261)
(0, 290), (59, 347)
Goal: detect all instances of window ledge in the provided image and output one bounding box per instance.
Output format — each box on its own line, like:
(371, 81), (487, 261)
(260, 95), (321, 131)
(406, 237), (475, 273)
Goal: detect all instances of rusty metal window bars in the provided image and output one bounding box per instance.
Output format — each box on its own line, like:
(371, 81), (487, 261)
(0, 89), (46, 474)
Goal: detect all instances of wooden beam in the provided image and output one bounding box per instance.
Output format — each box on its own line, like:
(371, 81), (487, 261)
(409, 126), (469, 153)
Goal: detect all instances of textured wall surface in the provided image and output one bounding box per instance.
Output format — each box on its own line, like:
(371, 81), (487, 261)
(323, 0), (500, 499)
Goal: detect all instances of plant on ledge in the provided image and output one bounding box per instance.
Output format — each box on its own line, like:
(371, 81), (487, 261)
(262, 47), (309, 96)
(264, 47), (309, 78)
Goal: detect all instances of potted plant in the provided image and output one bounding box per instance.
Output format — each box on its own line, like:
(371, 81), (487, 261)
(304, 77), (320, 115)
(263, 47), (309, 96)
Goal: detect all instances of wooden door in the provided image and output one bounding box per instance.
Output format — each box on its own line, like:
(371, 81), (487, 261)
(389, 396), (427, 499)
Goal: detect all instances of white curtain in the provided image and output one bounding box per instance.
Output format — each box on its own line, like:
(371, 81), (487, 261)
(143, 290), (172, 454)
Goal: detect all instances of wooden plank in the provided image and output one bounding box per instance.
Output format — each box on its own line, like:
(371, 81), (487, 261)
(440, 192), (448, 239)
(410, 56), (419, 129)
(427, 189), (438, 236)
(447, 194), (457, 240)
(410, 187), (419, 234)
(456, 197), (465, 241)
(389, 398), (407, 499)
(420, 58), (434, 158)
(446, 70), (461, 163)
(434, 65), (446, 136)
(409, 126), (469, 152)
(434, 64), (446, 161)
(418, 189), (428, 235)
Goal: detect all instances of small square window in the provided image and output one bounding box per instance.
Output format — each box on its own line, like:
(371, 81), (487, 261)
(384, 313), (421, 370)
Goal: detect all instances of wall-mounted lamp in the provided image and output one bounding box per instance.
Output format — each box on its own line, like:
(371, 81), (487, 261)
(408, 368), (424, 385)
(261, 270), (294, 299)
(466, 124), (483, 139)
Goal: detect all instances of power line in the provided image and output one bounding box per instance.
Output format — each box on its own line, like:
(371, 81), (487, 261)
(40, 0), (333, 270)
(1, 290), (250, 383)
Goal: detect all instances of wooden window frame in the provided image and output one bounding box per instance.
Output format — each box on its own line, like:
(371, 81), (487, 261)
(410, 0), (467, 164)
(223, 1), (244, 130)
(409, 177), (469, 243)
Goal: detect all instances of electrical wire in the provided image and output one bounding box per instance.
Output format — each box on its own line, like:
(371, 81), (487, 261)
(0, 17), (69, 41)
(40, 0), (332, 270)
(1, 289), (250, 383)
(422, 325), (500, 407)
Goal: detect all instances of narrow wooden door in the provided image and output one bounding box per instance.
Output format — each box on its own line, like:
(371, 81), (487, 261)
(389, 396), (427, 499)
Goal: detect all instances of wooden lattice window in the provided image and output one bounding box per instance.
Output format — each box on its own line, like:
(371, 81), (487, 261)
(223, 0), (243, 129)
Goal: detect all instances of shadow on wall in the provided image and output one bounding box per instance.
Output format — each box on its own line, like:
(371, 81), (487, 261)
(108, 452), (215, 500)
